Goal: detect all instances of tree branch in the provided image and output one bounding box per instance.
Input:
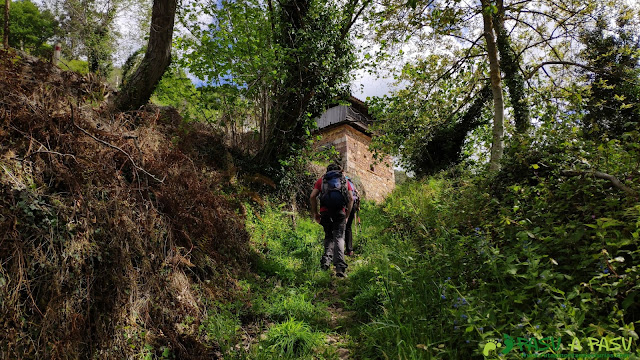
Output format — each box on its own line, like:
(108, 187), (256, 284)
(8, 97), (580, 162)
(525, 61), (595, 81)
(430, 33), (485, 86)
(341, 0), (373, 40)
(25, 150), (77, 161)
(561, 170), (637, 197)
(508, 16), (564, 61)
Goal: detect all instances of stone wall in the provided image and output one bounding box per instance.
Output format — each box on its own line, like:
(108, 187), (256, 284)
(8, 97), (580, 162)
(315, 125), (348, 159)
(315, 124), (395, 203)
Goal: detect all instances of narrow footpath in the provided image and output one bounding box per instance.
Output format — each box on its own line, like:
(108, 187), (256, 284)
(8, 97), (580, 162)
(240, 206), (376, 359)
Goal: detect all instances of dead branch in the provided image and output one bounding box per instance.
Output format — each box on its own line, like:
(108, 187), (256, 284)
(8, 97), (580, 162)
(25, 149), (77, 161)
(561, 170), (637, 197)
(70, 103), (165, 184)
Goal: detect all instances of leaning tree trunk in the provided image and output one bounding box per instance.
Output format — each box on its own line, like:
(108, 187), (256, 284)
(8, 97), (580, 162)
(114, 0), (176, 111)
(3, 0), (9, 49)
(419, 84), (492, 175)
(481, 0), (505, 172)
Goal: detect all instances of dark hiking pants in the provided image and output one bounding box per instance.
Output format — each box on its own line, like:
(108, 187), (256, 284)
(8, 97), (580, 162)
(320, 212), (347, 272)
(345, 210), (356, 253)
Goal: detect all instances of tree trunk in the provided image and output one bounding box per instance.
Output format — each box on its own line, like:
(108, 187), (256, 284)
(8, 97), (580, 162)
(261, 88), (269, 149)
(3, 0), (9, 49)
(256, 0), (313, 167)
(481, 0), (505, 172)
(255, 0), (359, 170)
(418, 85), (491, 175)
(113, 0), (177, 111)
(493, 0), (529, 133)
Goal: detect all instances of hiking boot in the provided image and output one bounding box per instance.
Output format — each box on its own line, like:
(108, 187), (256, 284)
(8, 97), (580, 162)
(346, 251), (354, 256)
(335, 270), (347, 278)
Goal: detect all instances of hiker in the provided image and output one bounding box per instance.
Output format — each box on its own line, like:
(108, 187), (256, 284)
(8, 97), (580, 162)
(310, 163), (354, 277)
(344, 176), (360, 256)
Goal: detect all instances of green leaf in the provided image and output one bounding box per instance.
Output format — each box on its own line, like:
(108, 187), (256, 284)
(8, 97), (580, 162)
(162, 347), (171, 357)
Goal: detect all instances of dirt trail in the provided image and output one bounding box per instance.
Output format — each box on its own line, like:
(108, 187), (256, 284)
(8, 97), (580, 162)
(321, 280), (357, 359)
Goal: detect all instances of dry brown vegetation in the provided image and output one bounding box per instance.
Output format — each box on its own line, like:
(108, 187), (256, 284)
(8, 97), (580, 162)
(0, 50), (251, 359)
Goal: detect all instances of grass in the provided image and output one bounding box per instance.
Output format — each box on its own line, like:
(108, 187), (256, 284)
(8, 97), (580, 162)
(235, 196), (462, 359)
(258, 319), (325, 359)
(230, 166), (640, 360)
(201, 305), (242, 356)
(201, 204), (352, 359)
(238, 196), (463, 359)
(340, 201), (451, 359)
(260, 288), (331, 326)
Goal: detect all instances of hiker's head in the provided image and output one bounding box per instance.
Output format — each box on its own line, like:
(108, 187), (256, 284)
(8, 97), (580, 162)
(327, 163), (342, 172)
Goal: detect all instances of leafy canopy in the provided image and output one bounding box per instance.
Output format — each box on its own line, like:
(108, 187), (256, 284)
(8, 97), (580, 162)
(579, 14), (640, 138)
(0, 0), (58, 55)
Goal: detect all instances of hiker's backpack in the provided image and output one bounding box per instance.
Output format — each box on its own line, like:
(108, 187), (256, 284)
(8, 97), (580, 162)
(320, 170), (349, 212)
(349, 180), (361, 212)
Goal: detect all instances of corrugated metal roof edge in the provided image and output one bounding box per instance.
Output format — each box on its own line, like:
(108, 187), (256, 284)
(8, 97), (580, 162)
(313, 120), (371, 137)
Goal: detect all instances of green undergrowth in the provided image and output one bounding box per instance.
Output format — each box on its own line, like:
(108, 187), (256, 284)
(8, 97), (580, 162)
(341, 168), (640, 359)
(244, 204), (351, 359)
(235, 156), (640, 359)
(200, 204), (353, 359)
(211, 130), (640, 359)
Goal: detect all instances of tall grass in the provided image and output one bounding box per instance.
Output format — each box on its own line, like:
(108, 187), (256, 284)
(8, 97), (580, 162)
(343, 182), (470, 359)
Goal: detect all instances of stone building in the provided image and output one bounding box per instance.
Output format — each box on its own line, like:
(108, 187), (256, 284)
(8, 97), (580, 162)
(314, 96), (395, 203)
